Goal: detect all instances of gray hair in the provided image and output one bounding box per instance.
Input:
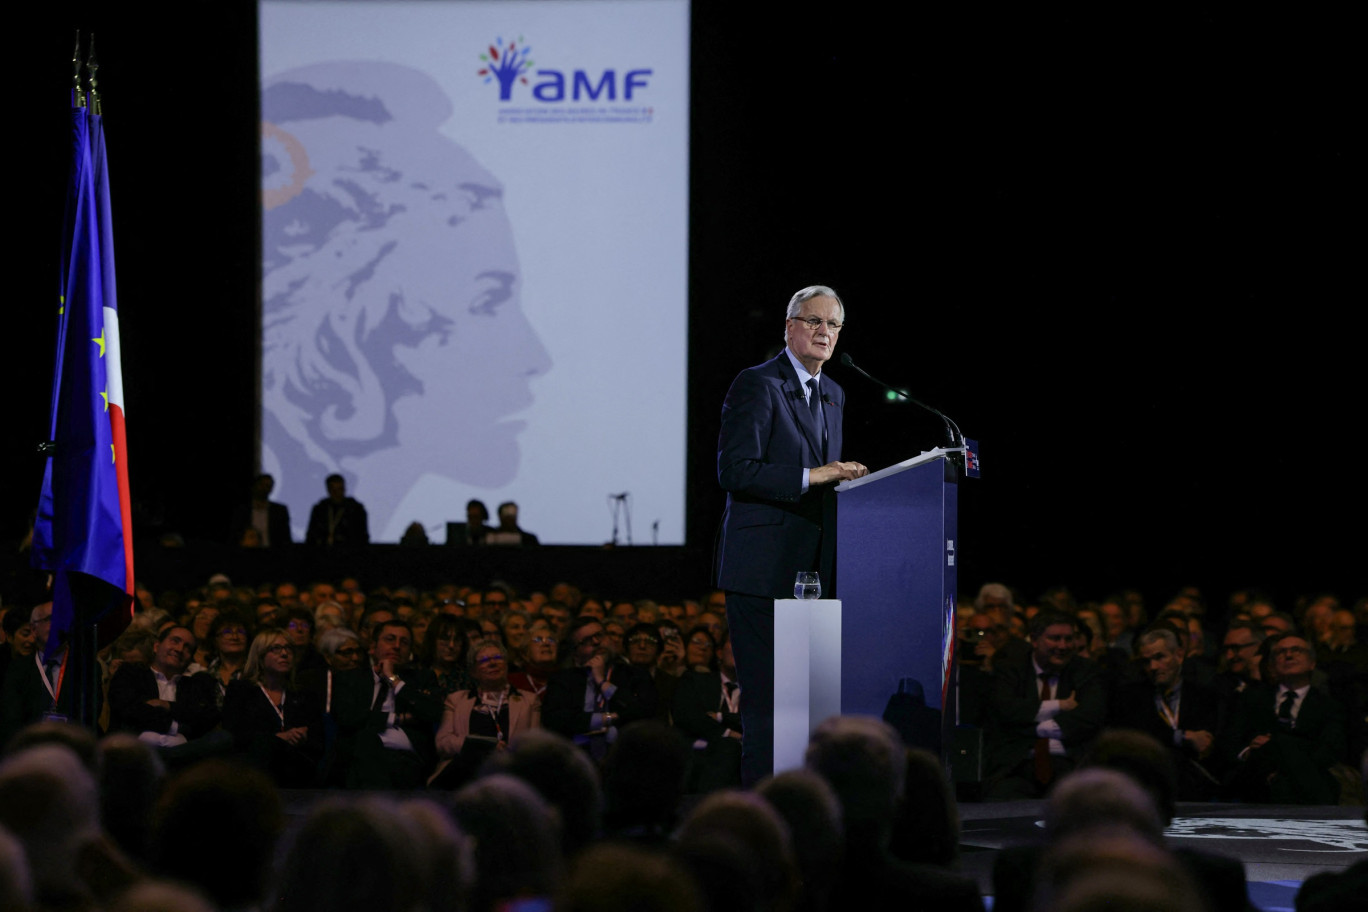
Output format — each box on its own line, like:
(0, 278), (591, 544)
(784, 285), (844, 343)
(1136, 627), (1181, 654)
(318, 626), (360, 659)
(975, 582), (1016, 611)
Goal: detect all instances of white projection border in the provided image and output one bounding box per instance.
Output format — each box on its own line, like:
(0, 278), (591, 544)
(259, 0), (690, 545)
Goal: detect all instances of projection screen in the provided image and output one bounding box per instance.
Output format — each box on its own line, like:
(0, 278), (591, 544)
(259, 0), (690, 545)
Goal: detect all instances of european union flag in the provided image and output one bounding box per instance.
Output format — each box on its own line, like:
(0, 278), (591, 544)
(32, 97), (134, 662)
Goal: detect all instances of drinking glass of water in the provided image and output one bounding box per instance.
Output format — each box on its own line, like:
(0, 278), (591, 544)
(794, 572), (821, 600)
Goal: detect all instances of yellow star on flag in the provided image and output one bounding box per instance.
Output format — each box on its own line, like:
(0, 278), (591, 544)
(111, 444), (117, 463)
(100, 387), (109, 411)
(92, 330), (106, 357)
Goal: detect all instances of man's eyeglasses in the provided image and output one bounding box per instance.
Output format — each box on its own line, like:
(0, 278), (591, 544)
(790, 316), (843, 332)
(475, 653), (506, 665)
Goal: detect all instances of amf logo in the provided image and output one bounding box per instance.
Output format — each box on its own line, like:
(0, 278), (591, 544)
(477, 36), (653, 102)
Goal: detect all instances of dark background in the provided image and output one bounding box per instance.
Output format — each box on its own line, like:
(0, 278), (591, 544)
(7, 3), (1362, 611)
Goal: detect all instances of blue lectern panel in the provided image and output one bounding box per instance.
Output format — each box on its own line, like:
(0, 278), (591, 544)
(836, 459), (957, 721)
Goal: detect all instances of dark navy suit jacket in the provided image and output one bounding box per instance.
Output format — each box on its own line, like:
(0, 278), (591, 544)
(716, 351), (845, 599)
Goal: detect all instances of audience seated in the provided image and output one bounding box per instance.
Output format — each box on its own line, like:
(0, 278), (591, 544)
(451, 773), (563, 912)
(806, 715), (984, 910)
(0, 563), (1363, 912)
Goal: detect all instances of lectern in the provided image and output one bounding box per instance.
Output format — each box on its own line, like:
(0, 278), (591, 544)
(836, 448), (961, 747)
(770, 447), (963, 772)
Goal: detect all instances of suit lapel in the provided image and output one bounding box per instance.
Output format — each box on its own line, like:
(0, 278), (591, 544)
(773, 353), (825, 465)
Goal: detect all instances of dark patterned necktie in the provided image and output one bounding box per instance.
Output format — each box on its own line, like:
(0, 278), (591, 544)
(1277, 689), (1296, 728)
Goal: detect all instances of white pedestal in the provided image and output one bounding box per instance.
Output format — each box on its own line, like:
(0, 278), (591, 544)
(772, 598), (843, 774)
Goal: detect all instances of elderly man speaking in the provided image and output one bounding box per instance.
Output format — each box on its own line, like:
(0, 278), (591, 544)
(714, 285), (868, 784)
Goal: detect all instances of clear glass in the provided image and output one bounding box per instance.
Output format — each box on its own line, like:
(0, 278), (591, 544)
(794, 572), (821, 600)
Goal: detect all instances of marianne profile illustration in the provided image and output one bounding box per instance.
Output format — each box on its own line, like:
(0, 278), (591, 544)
(261, 61), (551, 540)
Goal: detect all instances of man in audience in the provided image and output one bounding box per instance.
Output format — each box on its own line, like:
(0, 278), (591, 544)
(672, 632), (743, 791)
(1222, 632), (1348, 804)
(543, 616), (657, 760)
(332, 619), (441, 788)
(982, 611), (1106, 800)
(1, 602), (82, 745)
(107, 625), (222, 764)
(1214, 620), (1265, 713)
(541, 601), (573, 643)
(1111, 627), (1224, 800)
(805, 715), (984, 910)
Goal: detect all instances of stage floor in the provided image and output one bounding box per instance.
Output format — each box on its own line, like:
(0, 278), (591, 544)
(959, 801), (1368, 911)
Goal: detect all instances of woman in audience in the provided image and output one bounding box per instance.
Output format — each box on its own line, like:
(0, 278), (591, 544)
(202, 611), (251, 705)
(430, 639), (540, 788)
(684, 627), (719, 673)
(508, 619), (559, 699)
(657, 621), (687, 679)
(414, 614), (474, 697)
(186, 604), (219, 669)
(501, 609), (532, 658)
(221, 627), (323, 787)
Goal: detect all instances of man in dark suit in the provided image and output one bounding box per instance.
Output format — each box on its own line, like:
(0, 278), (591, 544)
(1111, 627), (1224, 800)
(673, 632), (743, 791)
(107, 625), (221, 764)
(543, 616), (657, 760)
(305, 473), (370, 547)
(983, 611), (1107, 800)
(331, 619), (440, 788)
(715, 285), (868, 784)
(0, 602), (84, 744)
(1222, 632), (1348, 804)
(230, 473), (293, 547)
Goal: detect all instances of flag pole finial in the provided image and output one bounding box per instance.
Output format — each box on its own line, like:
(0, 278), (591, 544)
(72, 30), (86, 108)
(87, 33), (101, 115)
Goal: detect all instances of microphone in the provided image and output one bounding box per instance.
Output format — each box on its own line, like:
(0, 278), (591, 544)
(838, 353), (963, 447)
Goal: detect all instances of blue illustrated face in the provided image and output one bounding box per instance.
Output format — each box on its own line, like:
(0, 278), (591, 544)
(261, 62), (550, 535)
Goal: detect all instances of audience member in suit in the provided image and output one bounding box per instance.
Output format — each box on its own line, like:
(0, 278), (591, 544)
(304, 473), (370, 547)
(107, 625), (223, 766)
(672, 632), (743, 792)
(229, 472), (293, 547)
(542, 616), (658, 761)
(982, 611), (1107, 800)
(430, 639), (540, 788)
(1, 602), (94, 746)
(1213, 621), (1266, 717)
(331, 619), (441, 788)
(805, 715), (985, 911)
(1222, 632), (1348, 804)
(221, 627), (324, 787)
(1111, 627), (1225, 800)
(296, 626), (365, 786)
